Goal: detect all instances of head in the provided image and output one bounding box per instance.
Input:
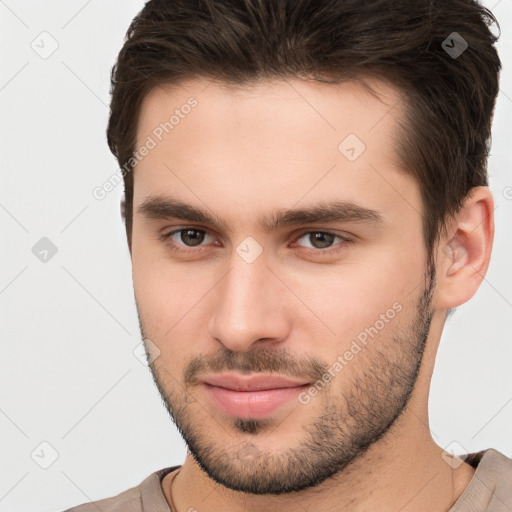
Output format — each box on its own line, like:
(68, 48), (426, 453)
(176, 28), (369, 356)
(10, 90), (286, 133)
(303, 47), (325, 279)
(107, 0), (500, 495)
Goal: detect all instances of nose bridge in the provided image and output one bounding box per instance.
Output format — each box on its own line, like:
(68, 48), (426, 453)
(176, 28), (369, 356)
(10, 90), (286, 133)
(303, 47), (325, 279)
(220, 253), (272, 329)
(208, 250), (290, 350)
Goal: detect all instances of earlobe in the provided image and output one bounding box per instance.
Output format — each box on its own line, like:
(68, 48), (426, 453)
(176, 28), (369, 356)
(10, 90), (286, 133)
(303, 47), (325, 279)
(436, 187), (494, 309)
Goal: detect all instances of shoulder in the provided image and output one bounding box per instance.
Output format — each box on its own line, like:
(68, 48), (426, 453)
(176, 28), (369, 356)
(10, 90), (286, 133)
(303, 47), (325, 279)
(63, 477), (145, 512)
(63, 483), (142, 512)
(476, 447), (512, 470)
(62, 467), (178, 512)
(468, 448), (512, 493)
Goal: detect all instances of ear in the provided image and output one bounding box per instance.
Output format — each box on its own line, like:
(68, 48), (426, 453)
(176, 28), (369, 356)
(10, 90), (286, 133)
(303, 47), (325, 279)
(435, 186), (495, 309)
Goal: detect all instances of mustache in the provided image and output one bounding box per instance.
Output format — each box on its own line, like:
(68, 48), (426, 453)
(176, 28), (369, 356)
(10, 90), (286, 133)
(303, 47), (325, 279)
(183, 346), (328, 387)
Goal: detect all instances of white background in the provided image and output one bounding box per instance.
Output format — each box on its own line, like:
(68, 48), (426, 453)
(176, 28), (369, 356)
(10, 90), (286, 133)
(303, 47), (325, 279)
(0, 1), (511, 511)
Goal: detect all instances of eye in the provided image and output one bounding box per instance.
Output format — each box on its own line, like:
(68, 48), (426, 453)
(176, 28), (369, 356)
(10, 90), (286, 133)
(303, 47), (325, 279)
(162, 228), (215, 253)
(292, 231), (350, 253)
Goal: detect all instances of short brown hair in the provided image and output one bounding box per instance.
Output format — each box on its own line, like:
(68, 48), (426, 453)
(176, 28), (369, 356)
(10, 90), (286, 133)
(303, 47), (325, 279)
(107, 0), (501, 269)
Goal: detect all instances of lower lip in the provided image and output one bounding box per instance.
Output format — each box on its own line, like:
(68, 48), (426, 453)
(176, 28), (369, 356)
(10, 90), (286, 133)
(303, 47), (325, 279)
(203, 383), (310, 419)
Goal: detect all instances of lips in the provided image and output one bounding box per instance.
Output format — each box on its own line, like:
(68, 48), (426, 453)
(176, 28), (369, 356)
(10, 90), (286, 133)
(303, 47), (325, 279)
(201, 373), (312, 419)
(202, 373), (311, 391)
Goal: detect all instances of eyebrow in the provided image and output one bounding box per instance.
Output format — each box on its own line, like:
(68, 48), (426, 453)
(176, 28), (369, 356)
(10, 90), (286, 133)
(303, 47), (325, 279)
(136, 194), (384, 233)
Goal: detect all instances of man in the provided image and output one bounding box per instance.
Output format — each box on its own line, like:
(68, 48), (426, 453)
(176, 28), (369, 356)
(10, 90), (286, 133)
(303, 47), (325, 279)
(66, 0), (511, 510)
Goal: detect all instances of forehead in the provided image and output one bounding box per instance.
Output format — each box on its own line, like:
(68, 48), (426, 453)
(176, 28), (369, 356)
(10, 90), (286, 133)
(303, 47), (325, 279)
(132, 77), (420, 232)
(136, 76), (404, 149)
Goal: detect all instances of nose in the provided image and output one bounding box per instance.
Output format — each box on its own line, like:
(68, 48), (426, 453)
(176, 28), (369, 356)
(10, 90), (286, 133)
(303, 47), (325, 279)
(207, 253), (293, 352)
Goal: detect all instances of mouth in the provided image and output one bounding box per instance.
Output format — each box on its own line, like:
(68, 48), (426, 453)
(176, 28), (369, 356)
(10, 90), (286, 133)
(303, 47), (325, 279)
(201, 373), (312, 419)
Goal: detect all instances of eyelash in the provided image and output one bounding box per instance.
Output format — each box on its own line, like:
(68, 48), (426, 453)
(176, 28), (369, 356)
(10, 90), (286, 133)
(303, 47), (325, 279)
(160, 227), (352, 257)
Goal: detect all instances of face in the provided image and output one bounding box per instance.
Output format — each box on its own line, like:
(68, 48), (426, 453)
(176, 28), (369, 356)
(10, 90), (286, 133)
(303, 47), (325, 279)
(131, 77), (436, 494)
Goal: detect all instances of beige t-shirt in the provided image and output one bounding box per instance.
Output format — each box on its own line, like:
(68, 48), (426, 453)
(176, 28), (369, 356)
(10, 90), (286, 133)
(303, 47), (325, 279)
(64, 448), (512, 511)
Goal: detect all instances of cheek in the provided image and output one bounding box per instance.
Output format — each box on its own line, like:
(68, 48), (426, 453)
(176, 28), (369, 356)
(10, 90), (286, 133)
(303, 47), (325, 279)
(131, 240), (220, 367)
(133, 265), (204, 338)
(131, 234), (181, 334)
(132, 266), (203, 377)
(291, 250), (419, 349)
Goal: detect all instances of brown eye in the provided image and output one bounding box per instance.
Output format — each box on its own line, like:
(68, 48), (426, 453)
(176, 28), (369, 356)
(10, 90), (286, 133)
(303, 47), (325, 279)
(162, 228), (215, 253)
(309, 232), (336, 249)
(294, 231), (345, 250)
(178, 229), (206, 247)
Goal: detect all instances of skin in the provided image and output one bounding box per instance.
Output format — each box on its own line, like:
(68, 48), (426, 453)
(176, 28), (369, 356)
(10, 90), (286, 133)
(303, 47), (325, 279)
(129, 77), (494, 511)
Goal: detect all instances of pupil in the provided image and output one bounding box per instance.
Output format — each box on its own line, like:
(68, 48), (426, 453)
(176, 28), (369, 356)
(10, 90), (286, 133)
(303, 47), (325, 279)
(182, 229), (204, 246)
(311, 232), (334, 249)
